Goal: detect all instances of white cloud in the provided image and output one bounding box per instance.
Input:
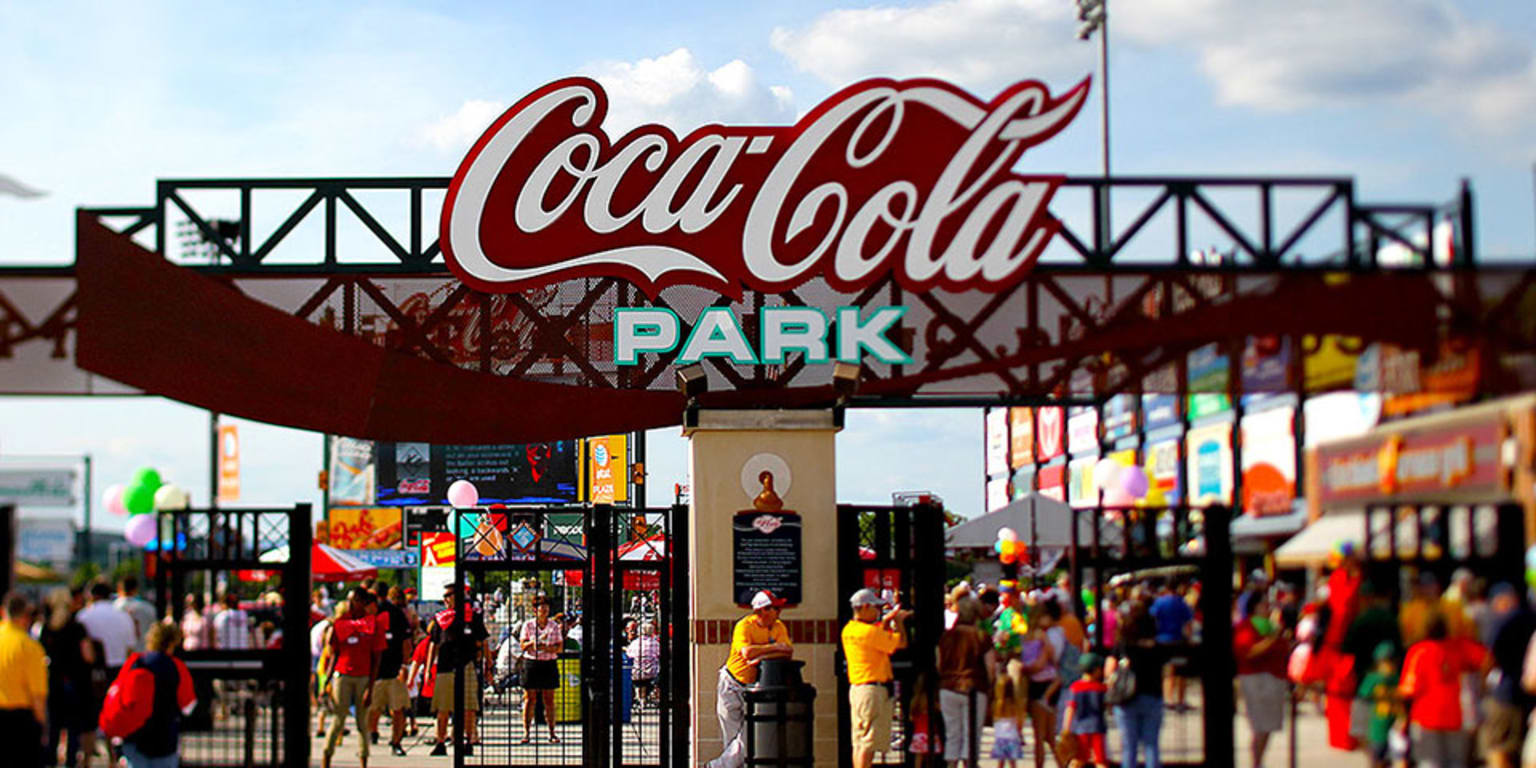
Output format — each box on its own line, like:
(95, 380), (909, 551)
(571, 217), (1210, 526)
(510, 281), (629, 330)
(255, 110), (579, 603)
(421, 99), (507, 153)
(1115, 0), (1536, 154)
(771, 0), (1091, 92)
(582, 48), (795, 135)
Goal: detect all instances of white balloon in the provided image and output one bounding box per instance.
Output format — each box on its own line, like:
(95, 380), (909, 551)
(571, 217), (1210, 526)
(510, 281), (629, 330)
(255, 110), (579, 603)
(154, 483), (190, 511)
(1094, 458), (1122, 492)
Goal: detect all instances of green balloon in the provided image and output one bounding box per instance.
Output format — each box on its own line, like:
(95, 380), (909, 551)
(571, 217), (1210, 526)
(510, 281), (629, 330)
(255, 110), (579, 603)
(1251, 616), (1274, 636)
(123, 482), (156, 516)
(132, 468), (162, 493)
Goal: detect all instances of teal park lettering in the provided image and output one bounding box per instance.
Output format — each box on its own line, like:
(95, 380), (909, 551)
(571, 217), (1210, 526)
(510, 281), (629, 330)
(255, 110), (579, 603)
(614, 306), (911, 366)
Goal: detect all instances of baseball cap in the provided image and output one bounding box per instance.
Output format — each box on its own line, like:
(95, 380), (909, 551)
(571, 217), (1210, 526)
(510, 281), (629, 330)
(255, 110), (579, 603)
(750, 590), (787, 610)
(849, 588), (886, 607)
(1079, 652), (1103, 671)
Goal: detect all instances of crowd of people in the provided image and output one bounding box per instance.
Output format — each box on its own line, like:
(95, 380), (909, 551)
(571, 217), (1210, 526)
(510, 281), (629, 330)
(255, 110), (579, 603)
(0, 577), (218, 768)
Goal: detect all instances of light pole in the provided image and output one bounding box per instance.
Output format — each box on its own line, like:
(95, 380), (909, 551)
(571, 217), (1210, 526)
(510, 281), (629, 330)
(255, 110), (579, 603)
(1076, 0), (1110, 251)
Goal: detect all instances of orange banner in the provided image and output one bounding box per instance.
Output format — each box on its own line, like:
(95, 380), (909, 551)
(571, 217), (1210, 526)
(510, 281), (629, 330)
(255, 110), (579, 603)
(217, 423), (240, 503)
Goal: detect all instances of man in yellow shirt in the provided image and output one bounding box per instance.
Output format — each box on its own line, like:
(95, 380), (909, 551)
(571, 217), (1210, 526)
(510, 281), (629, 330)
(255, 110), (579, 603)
(707, 590), (792, 768)
(0, 593), (48, 768)
(843, 588), (911, 768)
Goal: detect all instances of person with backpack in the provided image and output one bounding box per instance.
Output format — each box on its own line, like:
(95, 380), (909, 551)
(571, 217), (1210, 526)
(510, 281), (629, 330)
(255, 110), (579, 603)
(101, 622), (196, 768)
(1108, 602), (1166, 768)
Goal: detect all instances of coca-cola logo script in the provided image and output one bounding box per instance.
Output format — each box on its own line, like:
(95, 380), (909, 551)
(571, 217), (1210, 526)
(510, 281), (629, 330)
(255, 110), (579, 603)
(443, 76), (1089, 298)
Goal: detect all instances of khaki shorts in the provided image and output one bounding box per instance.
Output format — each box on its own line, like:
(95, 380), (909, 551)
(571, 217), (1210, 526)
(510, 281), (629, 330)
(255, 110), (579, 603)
(849, 683), (893, 752)
(1481, 700), (1525, 756)
(432, 668), (481, 713)
(370, 677), (410, 714)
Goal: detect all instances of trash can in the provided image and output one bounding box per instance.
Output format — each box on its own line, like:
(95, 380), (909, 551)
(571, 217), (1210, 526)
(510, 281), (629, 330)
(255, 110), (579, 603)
(744, 659), (815, 768)
(556, 656), (582, 722)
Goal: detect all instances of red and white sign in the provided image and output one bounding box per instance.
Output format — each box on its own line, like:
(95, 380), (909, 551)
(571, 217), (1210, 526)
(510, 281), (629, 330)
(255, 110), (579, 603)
(1036, 406), (1065, 462)
(443, 77), (1089, 298)
(1315, 418), (1506, 504)
(1239, 407), (1296, 516)
(1037, 464), (1066, 502)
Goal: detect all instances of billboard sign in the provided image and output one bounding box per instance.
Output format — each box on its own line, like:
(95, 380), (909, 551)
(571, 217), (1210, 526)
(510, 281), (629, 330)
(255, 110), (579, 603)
(1035, 406), (1065, 462)
(986, 409), (1009, 477)
(370, 440), (579, 506)
(217, 424), (240, 504)
(586, 434), (629, 504)
(1186, 422), (1234, 506)
(1240, 407), (1296, 516)
(0, 468), (78, 508)
(324, 508), (404, 550)
(1009, 407), (1034, 468)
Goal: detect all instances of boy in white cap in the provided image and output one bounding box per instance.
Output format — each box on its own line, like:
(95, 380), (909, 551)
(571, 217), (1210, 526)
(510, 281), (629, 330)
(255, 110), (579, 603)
(707, 590), (793, 768)
(843, 588), (912, 768)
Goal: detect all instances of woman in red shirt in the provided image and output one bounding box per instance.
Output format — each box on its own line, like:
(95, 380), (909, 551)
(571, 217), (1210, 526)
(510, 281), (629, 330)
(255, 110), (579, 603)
(1398, 614), (1489, 767)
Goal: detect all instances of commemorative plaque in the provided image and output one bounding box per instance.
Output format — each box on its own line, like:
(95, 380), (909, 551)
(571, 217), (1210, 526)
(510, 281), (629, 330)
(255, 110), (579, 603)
(732, 470), (802, 606)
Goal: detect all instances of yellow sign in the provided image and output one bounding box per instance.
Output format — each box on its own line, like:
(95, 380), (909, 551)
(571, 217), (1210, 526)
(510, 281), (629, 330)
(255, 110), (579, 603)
(586, 434), (629, 504)
(217, 424), (240, 503)
(324, 507), (403, 549)
(1303, 334), (1363, 392)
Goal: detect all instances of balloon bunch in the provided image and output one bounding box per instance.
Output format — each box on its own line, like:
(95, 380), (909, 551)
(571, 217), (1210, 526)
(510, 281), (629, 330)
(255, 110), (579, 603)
(994, 527), (1029, 565)
(1325, 540), (1357, 569)
(103, 467), (190, 548)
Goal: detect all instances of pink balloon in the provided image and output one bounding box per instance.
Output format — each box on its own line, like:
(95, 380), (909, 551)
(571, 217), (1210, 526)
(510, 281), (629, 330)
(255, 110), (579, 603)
(1121, 466), (1150, 499)
(124, 513), (158, 547)
(447, 479), (479, 508)
(103, 483), (128, 516)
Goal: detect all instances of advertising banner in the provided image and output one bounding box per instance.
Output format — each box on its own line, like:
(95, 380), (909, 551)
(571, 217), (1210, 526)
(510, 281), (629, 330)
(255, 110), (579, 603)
(1380, 342), (1480, 417)
(1241, 335), (1291, 394)
(1186, 422), (1234, 506)
(1068, 455), (1097, 509)
(373, 440), (579, 506)
(1010, 466), (1035, 501)
(1304, 334), (1364, 392)
(1240, 407), (1296, 516)
(16, 517), (74, 565)
(1187, 343), (1232, 419)
(986, 409), (1009, 477)
(1315, 418), (1505, 504)
(1038, 464), (1066, 503)
(1035, 407), (1065, 463)
(350, 549), (421, 569)
(1141, 394), (1180, 432)
(217, 424), (240, 504)
(1102, 395), (1138, 442)
(1067, 408), (1099, 456)
(987, 476), (1010, 513)
(586, 434), (629, 504)
(1009, 408), (1034, 468)
(0, 468), (78, 507)
(1145, 439), (1182, 506)
(328, 437), (376, 506)
(324, 508), (404, 550)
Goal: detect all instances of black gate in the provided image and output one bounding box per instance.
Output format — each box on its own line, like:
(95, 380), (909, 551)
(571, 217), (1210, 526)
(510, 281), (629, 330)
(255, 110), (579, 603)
(450, 504), (688, 768)
(834, 503), (947, 768)
(153, 504), (313, 768)
(1063, 504), (1236, 768)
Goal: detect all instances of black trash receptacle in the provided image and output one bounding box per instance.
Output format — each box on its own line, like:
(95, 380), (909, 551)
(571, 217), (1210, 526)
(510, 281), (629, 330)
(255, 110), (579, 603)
(744, 659), (816, 768)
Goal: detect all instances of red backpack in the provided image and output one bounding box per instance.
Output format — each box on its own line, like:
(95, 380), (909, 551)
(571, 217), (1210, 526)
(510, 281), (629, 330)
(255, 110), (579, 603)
(99, 656), (157, 739)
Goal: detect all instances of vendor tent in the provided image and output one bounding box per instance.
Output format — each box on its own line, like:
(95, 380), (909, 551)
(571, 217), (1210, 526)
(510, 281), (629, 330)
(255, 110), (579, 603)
(947, 494), (1120, 550)
(259, 543), (376, 583)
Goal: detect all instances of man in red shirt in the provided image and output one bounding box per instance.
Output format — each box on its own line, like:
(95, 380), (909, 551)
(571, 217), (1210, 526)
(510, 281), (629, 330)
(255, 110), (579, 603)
(322, 588), (380, 768)
(1399, 614), (1490, 767)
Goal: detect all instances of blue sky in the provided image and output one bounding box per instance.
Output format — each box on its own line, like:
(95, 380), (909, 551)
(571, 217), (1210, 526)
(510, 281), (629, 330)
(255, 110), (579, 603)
(1, 0), (1534, 532)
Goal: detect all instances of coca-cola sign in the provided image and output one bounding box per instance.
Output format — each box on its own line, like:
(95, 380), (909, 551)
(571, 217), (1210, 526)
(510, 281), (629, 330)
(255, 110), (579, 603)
(443, 76), (1089, 298)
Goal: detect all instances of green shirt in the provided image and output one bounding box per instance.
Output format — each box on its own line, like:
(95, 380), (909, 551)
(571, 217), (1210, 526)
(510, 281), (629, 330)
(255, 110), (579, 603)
(1356, 670), (1398, 745)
